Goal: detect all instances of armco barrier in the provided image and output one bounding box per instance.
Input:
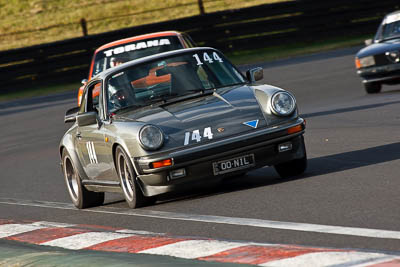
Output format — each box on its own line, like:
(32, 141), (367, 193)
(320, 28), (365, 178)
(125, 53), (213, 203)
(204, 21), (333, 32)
(0, 0), (399, 92)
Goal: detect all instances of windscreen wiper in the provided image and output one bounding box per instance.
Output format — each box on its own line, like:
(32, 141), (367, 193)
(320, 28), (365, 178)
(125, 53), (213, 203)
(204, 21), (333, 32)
(379, 35), (400, 42)
(154, 89), (214, 107)
(112, 104), (143, 114)
(148, 92), (179, 104)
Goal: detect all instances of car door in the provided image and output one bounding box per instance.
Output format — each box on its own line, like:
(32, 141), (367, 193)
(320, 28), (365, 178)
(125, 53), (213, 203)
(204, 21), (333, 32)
(76, 80), (114, 181)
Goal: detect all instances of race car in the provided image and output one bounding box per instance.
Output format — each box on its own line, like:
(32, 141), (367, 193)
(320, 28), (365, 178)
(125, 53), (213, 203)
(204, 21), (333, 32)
(355, 10), (400, 93)
(60, 47), (307, 209)
(77, 31), (195, 105)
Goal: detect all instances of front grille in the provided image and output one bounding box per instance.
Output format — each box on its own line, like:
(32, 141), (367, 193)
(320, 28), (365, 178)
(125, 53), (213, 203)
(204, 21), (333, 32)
(374, 54), (391, 66)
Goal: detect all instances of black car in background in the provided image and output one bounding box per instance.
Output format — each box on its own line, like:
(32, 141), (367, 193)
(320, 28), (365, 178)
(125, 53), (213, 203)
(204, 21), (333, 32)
(355, 10), (400, 93)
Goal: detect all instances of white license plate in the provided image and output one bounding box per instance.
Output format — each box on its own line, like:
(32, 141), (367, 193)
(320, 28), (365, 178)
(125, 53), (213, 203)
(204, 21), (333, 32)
(212, 154), (255, 175)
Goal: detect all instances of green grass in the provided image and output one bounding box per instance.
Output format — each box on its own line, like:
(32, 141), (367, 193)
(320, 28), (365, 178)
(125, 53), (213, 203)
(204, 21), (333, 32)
(0, 34), (370, 103)
(0, 0), (281, 51)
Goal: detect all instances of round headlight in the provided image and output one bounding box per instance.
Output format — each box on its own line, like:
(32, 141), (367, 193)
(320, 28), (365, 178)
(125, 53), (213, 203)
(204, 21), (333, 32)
(139, 125), (164, 150)
(270, 91), (296, 116)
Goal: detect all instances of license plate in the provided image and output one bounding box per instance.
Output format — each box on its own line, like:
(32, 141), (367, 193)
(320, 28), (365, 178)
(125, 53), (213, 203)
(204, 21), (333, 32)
(212, 154), (255, 175)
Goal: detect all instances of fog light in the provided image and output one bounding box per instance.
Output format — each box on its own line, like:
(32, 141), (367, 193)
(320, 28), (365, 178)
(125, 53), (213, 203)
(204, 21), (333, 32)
(170, 168), (186, 180)
(278, 142), (292, 152)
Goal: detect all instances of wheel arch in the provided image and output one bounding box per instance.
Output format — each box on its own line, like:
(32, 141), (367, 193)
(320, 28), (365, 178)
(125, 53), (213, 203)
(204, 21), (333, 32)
(59, 137), (89, 181)
(112, 141), (146, 195)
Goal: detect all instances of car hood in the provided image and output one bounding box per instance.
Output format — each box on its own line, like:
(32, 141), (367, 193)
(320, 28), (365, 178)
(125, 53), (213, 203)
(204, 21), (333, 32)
(356, 38), (400, 58)
(113, 84), (287, 148)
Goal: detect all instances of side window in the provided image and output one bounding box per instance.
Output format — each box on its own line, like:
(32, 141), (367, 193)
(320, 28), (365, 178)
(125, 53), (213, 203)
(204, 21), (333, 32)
(81, 81), (102, 114)
(182, 34), (196, 48)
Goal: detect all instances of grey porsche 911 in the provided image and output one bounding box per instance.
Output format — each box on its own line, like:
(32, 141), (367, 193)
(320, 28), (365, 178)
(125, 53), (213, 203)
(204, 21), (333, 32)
(60, 47), (307, 209)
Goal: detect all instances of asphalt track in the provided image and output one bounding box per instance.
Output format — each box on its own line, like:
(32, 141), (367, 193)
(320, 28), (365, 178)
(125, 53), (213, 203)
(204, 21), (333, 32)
(1, 46), (400, 264)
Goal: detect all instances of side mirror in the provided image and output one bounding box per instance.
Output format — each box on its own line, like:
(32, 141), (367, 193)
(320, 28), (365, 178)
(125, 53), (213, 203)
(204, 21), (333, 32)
(76, 111), (98, 127)
(246, 67), (263, 83)
(64, 107), (80, 123)
(81, 79), (88, 85)
(364, 39), (373, 46)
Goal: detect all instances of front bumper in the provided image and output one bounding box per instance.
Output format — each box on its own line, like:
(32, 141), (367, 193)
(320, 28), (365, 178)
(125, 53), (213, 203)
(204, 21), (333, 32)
(357, 63), (400, 84)
(133, 118), (306, 197)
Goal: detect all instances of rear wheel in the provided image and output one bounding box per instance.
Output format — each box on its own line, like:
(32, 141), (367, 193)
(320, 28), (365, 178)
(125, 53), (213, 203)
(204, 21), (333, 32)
(364, 82), (381, 94)
(62, 149), (104, 209)
(116, 146), (151, 208)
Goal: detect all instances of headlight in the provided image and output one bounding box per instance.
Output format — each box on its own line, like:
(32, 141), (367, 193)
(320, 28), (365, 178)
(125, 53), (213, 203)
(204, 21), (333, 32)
(139, 125), (164, 150)
(270, 91), (296, 116)
(359, 56), (375, 68)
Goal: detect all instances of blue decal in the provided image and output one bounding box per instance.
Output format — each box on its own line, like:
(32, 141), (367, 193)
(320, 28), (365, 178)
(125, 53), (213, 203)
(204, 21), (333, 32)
(243, 120), (259, 128)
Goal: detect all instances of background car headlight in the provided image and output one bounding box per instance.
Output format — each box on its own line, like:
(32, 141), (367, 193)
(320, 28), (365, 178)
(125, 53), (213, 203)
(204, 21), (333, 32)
(359, 56), (375, 68)
(139, 125), (164, 150)
(270, 91), (296, 116)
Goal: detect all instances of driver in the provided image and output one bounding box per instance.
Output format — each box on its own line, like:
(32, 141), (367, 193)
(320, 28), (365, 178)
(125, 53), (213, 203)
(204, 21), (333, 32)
(107, 71), (134, 113)
(110, 57), (126, 68)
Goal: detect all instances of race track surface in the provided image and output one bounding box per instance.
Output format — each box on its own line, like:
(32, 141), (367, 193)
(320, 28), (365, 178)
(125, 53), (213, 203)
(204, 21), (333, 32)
(1, 46), (400, 265)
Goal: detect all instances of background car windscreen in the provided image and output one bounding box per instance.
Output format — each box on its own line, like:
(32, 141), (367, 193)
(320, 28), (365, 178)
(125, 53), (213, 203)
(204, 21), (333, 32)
(92, 36), (183, 77)
(382, 20), (400, 40)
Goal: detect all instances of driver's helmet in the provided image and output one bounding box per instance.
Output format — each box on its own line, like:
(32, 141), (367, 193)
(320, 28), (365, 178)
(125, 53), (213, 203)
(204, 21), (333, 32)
(110, 57), (126, 68)
(108, 76), (130, 111)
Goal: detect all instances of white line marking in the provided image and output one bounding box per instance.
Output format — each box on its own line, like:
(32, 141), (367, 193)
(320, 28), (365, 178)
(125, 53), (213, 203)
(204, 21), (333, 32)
(353, 256), (400, 267)
(139, 239), (245, 259)
(115, 229), (164, 235)
(31, 221), (75, 228)
(41, 232), (135, 250)
(259, 252), (397, 267)
(2, 198), (400, 240)
(0, 223), (47, 238)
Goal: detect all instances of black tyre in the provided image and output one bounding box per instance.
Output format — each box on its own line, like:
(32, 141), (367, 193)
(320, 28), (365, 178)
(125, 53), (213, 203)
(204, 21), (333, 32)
(115, 146), (150, 208)
(62, 149), (104, 209)
(274, 155), (307, 179)
(364, 82), (381, 94)
(274, 138), (307, 178)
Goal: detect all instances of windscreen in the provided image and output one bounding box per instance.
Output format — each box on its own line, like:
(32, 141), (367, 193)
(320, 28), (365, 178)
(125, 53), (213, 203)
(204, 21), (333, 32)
(92, 36), (183, 78)
(380, 13), (400, 40)
(106, 49), (246, 114)
(381, 21), (400, 40)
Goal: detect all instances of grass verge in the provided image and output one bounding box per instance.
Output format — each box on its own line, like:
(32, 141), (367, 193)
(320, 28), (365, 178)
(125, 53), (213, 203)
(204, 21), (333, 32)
(0, 0), (278, 51)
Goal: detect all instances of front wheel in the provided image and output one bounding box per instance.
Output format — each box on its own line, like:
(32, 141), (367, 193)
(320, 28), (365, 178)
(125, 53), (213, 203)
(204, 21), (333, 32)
(274, 138), (307, 179)
(274, 155), (307, 179)
(364, 82), (381, 94)
(62, 149), (104, 209)
(115, 146), (151, 208)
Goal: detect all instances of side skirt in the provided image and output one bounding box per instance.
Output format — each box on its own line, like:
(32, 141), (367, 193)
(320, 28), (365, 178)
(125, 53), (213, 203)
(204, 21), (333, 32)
(82, 180), (122, 193)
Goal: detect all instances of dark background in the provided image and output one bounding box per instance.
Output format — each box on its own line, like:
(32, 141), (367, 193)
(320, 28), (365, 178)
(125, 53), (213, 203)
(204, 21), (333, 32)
(1, 0), (399, 91)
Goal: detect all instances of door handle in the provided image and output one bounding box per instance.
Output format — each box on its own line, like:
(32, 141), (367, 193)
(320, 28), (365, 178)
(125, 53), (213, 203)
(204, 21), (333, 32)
(76, 132), (82, 139)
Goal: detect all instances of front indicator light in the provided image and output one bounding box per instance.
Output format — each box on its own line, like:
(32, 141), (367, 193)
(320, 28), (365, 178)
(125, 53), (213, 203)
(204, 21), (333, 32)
(287, 124), (304, 134)
(355, 58), (361, 69)
(150, 159), (173, 169)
